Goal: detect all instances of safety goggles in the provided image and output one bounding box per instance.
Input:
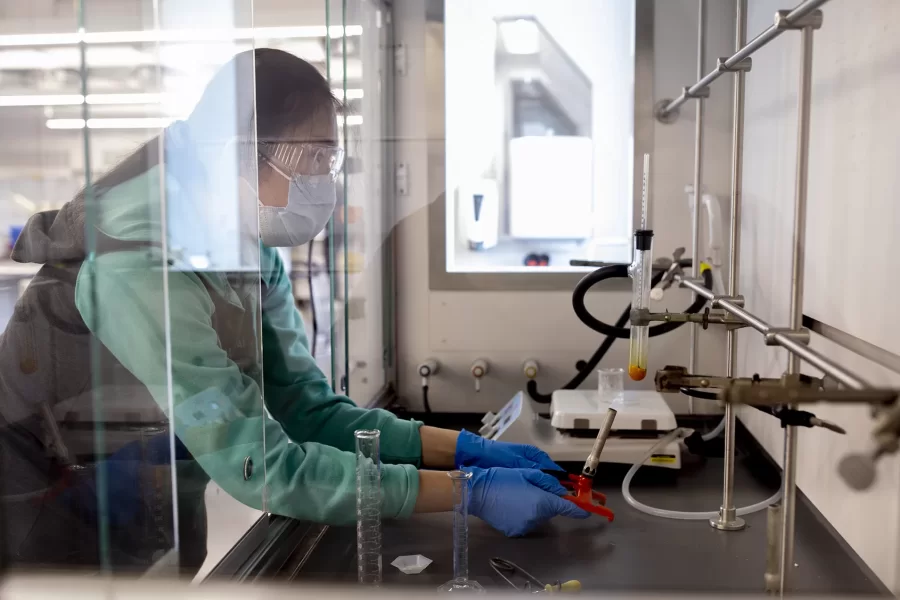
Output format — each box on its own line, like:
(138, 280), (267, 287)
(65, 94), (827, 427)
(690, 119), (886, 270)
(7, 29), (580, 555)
(258, 141), (345, 183)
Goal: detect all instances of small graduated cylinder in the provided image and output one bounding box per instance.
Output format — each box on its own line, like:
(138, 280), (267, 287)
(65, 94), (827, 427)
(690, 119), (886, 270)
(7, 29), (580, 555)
(437, 470), (484, 594)
(629, 230), (653, 381)
(356, 429), (382, 585)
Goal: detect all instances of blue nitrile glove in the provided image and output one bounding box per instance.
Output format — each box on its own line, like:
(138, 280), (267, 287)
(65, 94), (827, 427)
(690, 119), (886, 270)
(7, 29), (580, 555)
(464, 466), (591, 537)
(64, 433), (189, 528)
(455, 429), (562, 471)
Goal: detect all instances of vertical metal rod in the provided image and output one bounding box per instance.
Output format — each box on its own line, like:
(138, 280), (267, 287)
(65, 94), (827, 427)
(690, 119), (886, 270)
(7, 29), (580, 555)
(780, 22), (815, 597)
(765, 503), (784, 593)
(711, 0), (747, 533)
(688, 0), (706, 415)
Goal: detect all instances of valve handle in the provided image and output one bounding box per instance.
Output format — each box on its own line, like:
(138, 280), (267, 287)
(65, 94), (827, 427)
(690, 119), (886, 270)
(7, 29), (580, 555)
(560, 474), (614, 522)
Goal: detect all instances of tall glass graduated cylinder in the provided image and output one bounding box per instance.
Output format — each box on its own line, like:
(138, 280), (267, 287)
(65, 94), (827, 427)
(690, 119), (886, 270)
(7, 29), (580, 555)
(356, 429), (382, 585)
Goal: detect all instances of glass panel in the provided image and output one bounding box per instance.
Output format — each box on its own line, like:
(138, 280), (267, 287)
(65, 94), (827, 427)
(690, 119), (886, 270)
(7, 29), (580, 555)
(0, 3), (94, 575)
(151, 2), (266, 580)
(343, 0), (389, 401)
(250, 0), (338, 379)
(443, 0), (636, 274)
(0, 0), (390, 579)
(326, 0), (349, 394)
(0, 0), (265, 578)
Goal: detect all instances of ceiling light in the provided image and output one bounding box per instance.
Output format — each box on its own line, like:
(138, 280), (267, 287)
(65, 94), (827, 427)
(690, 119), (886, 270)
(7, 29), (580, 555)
(2, 90), (354, 108)
(0, 94), (84, 106)
(0, 25), (363, 48)
(86, 93), (165, 105)
(498, 19), (540, 55)
(45, 118), (85, 129)
(46, 117), (177, 129)
(86, 117), (175, 129)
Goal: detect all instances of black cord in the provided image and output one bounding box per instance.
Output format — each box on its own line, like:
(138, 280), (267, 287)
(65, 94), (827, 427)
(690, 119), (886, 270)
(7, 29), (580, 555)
(528, 265), (712, 404)
(527, 300), (630, 404)
(527, 267), (665, 404)
(422, 384), (431, 413)
(571, 264), (712, 339)
(307, 239), (318, 358)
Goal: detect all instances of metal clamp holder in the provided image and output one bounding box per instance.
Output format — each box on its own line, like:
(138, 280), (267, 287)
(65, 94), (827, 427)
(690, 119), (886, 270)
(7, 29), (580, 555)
(678, 277), (707, 289)
(717, 56), (752, 73)
(683, 85), (711, 99)
(634, 308), (747, 331)
(654, 366), (829, 396)
(774, 9), (823, 31)
(630, 308), (651, 327)
(723, 380), (897, 408)
(711, 294), (744, 309)
(654, 365), (773, 393)
(764, 327), (810, 346)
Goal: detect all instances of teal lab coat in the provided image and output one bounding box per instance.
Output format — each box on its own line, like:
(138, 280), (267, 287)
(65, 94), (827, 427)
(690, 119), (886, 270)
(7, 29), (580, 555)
(74, 167), (422, 524)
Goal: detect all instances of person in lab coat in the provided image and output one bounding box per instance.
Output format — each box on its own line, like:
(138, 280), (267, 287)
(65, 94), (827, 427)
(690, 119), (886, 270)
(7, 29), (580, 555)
(0, 49), (588, 574)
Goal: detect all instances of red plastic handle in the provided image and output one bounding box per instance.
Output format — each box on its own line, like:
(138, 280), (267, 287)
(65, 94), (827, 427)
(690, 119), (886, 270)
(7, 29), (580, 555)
(561, 474), (614, 522)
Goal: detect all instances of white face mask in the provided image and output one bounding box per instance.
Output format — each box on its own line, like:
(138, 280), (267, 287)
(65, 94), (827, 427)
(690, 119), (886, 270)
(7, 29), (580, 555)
(258, 177), (337, 247)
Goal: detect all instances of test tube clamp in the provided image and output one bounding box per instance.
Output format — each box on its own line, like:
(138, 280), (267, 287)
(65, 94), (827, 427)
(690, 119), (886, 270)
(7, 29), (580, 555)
(631, 307), (748, 331)
(655, 364), (900, 440)
(656, 366), (896, 407)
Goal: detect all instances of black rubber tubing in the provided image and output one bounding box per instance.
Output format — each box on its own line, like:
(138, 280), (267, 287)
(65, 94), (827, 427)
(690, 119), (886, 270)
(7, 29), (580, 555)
(571, 264), (712, 339)
(528, 264), (713, 404)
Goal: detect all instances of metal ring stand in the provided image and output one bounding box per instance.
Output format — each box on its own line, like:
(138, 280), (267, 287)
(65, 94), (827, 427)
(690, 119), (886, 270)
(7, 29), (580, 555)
(653, 1), (835, 595)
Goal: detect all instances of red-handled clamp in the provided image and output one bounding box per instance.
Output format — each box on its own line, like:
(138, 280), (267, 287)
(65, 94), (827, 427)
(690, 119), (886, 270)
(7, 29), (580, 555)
(561, 474), (614, 522)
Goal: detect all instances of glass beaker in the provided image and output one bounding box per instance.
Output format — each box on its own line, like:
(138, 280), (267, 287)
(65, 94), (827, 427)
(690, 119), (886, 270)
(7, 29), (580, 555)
(437, 470), (484, 594)
(356, 429), (382, 585)
(598, 367), (626, 407)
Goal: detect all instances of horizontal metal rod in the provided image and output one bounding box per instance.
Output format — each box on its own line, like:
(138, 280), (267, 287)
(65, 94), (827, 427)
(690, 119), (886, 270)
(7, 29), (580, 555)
(658, 0), (831, 117)
(679, 278), (771, 333)
(677, 276), (871, 390)
(775, 333), (868, 390)
(805, 316), (900, 377)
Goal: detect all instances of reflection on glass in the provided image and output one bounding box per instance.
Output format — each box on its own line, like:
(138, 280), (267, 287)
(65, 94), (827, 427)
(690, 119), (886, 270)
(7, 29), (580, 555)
(445, 0), (636, 273)
(0, 0), (398, 582)
(0, 2), (348, 578)
(325, 0), (349, 396)
(343, 0), (389, 402)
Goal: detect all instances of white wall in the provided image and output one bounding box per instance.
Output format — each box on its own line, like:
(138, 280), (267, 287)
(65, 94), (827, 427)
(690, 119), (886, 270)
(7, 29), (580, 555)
(737, 0), (900, 591)
(392, 0), (734, 415)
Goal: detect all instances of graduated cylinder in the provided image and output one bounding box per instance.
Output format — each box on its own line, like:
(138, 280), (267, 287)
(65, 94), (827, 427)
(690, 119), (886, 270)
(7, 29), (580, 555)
(356, 429), (382, 585)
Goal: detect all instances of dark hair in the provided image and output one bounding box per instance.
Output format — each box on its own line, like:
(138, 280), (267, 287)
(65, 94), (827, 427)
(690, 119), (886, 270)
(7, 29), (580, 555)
(81, 48), (338, 199)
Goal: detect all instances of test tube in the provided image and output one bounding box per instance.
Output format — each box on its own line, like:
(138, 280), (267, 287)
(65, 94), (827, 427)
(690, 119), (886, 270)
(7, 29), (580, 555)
(356, 429), (382, 586)
(629, 154), (654, 381)
(628, 230), (653, 381)
(437, 470), (484, 594)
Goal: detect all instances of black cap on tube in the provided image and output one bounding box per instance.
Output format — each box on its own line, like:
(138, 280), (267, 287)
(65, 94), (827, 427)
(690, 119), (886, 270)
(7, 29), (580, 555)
(634, 229), (654, 251)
